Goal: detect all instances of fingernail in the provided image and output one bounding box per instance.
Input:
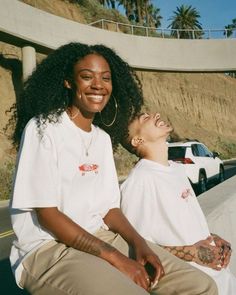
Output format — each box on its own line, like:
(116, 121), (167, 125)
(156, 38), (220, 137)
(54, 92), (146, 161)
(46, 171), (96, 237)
(151, 280), (159, 290)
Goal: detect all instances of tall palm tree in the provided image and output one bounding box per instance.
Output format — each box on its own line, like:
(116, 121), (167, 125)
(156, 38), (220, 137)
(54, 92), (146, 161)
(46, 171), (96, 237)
(133, 0), (154, 26)
(118, 0), (162, 27)
(118, 0), (135, 21)
(98, 0), (116, 9)
(134, 0), (143, 24)
(109, 0), (116, 9)
(147, 4), (162, 28)
(119, 0), (149, 25)
(168, 5), (203, 39)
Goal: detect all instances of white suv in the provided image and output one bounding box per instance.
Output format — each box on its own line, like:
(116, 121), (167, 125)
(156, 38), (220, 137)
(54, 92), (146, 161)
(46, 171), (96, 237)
(168, 141), (225, 194)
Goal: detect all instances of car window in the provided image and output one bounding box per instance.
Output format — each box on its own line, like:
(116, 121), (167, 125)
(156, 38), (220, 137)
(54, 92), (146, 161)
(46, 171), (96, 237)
(201, 145), (213, 157)
(191, 144), (199, 156)
(168, 147), (186, 160)
(196, 144), (212, 157)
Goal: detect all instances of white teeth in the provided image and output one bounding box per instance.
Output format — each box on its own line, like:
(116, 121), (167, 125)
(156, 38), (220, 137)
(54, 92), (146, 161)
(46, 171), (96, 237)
(87, 95), (103, 102)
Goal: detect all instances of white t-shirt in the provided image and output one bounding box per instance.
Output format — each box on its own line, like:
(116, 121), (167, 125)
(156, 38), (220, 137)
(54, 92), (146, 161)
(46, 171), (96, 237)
(10, 111), (120, 286)
(121, 159), (236, 295)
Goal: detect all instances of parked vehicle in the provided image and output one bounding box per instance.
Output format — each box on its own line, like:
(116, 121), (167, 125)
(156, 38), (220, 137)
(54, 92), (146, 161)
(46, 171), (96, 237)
(168, 141), (225, 194)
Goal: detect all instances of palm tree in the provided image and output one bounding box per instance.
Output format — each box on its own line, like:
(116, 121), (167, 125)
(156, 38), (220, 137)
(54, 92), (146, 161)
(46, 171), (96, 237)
(119, 0), (149, 25)
(147, 4), (162, 28)
(118, 0), (162, 27)
(117, 0), (135, 21)
(98, 0), (116, 9)
(134, 0), (143, 24)
(168, 5), (203, 39)
(224, 18), (236, 37)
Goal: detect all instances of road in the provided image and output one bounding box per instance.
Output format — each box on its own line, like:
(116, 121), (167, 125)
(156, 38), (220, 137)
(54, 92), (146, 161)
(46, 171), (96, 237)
(0, 205), (13, 258)
(0, 160), (236, 294)
(0, 204), (28, 294)
(193, 159), (236, 195)
(224, 159), (236, 178)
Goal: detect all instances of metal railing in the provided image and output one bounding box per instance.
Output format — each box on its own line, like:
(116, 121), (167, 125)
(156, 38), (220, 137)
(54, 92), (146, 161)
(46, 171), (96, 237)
(89, 19), (236, 39)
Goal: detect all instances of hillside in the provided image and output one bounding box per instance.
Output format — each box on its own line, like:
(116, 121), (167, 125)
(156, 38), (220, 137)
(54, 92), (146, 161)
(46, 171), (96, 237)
(115, 71), (236, 176)
(0, 0), (236, 197)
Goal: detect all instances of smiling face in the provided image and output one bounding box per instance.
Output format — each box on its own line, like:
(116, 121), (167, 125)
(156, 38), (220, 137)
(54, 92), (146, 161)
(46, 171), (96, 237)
(65, 53), (112, 117)
(128, 112), (173, 149)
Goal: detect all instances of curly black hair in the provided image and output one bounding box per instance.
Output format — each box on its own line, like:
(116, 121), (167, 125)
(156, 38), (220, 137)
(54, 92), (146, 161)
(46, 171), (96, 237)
(7, 42), (144, 150)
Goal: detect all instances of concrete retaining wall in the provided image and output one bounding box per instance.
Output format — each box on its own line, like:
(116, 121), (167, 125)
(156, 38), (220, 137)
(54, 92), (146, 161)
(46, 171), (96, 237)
(0, 0), (236, 71)
(198, 175), (236, 276)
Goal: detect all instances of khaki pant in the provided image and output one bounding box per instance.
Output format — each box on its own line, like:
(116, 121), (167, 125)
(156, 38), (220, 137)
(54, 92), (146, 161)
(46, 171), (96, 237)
(20, 230), (218, 295)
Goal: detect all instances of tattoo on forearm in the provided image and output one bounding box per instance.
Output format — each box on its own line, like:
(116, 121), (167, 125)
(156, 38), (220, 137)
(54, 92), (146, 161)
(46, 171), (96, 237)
(163, 246), (194, 262)
(72, 234), (116, 257)
(197, 246), (214, 264)
(163, 245), (215, 265)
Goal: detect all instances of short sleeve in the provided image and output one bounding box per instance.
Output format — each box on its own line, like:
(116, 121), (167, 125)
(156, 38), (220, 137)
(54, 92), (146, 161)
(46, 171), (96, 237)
(120, 170), (156, 242)
(11, 119), (59, 209)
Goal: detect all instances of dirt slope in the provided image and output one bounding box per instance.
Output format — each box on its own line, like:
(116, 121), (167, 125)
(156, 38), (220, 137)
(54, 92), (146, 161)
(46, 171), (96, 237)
(138, 71), (236, 150)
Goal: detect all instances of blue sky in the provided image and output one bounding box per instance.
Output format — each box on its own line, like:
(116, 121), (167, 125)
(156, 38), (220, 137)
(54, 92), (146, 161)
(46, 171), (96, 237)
(152, 0), (236, 29)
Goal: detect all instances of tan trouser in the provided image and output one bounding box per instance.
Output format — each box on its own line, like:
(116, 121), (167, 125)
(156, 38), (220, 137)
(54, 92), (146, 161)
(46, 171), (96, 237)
(20, 230), (218, 295)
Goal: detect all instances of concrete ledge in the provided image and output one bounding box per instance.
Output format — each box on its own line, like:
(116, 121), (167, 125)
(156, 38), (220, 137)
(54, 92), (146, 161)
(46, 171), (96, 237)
(198, 175), (236, 275)
(0, 0), (236, 71)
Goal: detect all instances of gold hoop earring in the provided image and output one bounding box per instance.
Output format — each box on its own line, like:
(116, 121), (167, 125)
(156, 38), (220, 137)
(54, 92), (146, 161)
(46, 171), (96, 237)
(100, 95), (118, 127)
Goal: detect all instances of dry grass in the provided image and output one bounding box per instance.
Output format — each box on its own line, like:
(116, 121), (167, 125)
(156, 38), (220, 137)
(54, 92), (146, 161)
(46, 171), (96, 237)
(0, 160), (15, 201)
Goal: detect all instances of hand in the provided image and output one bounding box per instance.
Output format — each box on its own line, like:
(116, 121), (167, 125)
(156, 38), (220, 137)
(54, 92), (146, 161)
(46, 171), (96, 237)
(211, 233), (232, 268)
(110, 251), (153, 291)
(102, 209), (164, 290)
(134, 239), (165, 290)
(193, 236), (223, 270)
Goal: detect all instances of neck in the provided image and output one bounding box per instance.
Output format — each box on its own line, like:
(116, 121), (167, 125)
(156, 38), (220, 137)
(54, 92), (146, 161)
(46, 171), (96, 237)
(142, 140), (169, 166)
(67, 106), (94, 132)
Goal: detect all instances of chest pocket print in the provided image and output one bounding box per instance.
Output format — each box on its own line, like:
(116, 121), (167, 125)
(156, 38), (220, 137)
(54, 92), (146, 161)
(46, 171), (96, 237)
(79, 163), (99, 176)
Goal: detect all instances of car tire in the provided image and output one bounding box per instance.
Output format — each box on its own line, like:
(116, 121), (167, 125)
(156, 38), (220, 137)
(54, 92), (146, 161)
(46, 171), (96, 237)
(218, 165), (225, 183)
(198, 172), (207, 194)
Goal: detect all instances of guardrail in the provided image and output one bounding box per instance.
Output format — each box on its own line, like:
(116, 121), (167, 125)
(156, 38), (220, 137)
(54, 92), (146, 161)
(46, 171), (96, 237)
(89, 19), (236, 39)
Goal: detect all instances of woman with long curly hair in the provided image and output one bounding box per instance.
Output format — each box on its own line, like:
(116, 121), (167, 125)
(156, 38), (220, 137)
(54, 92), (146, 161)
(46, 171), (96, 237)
(9, 42), (218, 295)
(10, 42), (142, 149)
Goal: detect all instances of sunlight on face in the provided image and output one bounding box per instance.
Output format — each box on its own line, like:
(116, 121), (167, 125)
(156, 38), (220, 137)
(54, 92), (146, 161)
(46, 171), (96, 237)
(71, 54), (113, 115)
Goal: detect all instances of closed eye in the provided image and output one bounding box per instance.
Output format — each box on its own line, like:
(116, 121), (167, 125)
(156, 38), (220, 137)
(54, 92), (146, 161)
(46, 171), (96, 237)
(143, 113), (150, 120)
(81, 75), (93, 80)
(102, 76), (111, 82)
(139, 112), (150, 122)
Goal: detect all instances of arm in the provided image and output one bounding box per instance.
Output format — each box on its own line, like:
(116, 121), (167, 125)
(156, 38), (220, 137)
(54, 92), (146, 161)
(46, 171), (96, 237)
(36, 207), (116, 259)
(36, 207), (153, 291)
(161, 236), (222, 270)
(104, 208), (165, 287)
